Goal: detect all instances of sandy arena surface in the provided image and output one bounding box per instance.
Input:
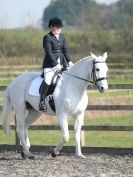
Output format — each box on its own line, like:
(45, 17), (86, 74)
(0, 151), (133, 177)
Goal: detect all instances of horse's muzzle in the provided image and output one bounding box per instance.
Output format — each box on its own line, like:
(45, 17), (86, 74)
(99, 85), (108, 93)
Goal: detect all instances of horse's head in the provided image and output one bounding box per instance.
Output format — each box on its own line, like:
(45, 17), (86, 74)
(90, 52), (108, 93)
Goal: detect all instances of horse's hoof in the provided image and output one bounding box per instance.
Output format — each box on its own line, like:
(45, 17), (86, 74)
(28, 153), (35, 159)
(21, 150), (35, 160)
(21, 150), (26, 159)
(50, 148), (57, 158)
(77, 154), (87, 159)
(28, 155), (35, 159)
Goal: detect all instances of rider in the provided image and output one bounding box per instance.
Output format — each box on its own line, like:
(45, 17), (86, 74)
(39, 16), (73, 112)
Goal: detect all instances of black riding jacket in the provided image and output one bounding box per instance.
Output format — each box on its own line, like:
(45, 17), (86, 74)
(42, 31), (71, 69)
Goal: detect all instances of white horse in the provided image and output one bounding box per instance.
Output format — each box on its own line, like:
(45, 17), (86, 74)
(2, 52), (108, 159)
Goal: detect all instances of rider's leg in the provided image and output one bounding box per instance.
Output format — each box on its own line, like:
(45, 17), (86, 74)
(39, 82), (50, 111)
(39, 68), (54, 112)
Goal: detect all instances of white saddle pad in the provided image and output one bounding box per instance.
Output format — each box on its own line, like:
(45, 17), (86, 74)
(29, 76), (43, 96)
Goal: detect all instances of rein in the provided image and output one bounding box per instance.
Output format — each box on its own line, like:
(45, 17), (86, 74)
(63, 72), (94, 84)
(63, 60), (106, 85)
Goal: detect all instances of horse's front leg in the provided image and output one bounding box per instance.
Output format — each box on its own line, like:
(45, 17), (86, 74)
(51, 113), (69, 157)
(74, 111), (86, 158)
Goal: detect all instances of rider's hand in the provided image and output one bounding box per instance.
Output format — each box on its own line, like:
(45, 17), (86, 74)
(55, 64), (62, 70)
(68, 61), (74, 68)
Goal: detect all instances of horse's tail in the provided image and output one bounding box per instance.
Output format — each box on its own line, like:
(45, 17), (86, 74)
(2, 86), (13, 135)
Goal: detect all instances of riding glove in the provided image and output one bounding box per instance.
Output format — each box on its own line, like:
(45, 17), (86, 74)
(68, 61), (74, 67)
(55, 64), (62, 71)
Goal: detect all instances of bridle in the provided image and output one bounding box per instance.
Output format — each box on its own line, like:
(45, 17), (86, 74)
(64, 60), (107, 85)
(91, 61), (107, 85)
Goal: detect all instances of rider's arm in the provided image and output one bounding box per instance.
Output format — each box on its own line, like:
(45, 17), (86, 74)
(61, 34), (71, 63)
(43, 35), (58, 67)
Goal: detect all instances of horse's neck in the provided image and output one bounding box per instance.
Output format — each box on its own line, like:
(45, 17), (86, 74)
(62, 58), (93, 96)
(69, 57), (93, 81)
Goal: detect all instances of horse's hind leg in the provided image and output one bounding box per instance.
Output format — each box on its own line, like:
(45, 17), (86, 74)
(15, 109), (35, 159)
(24, 109), (41, 150)
(20, 109), (41, 159)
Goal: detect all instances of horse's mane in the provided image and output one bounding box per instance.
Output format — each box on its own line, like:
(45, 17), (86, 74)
(74, 55), (92, 65)
(67, 55), (92, 73)
(71, 54), (106, 69)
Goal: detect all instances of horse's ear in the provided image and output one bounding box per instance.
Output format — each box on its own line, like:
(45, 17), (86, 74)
(90, 52), (98, 60)
(103, 52), (107, 61)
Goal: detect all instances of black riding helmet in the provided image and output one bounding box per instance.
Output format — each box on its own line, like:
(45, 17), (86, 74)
(48, 16), (64, 28)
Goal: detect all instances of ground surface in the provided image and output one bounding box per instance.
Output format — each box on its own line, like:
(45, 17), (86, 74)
(0, 151), (133, 177)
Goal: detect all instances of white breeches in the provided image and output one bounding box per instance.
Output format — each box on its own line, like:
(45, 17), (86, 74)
(43, 68), (57, 85)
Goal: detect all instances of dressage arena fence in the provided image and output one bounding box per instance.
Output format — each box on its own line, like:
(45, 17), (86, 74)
(0, 84), (133, 155)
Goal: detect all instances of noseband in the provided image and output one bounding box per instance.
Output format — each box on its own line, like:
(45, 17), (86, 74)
(64, 60), (107, 85)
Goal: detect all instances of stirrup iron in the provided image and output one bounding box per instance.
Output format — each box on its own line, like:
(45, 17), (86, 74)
(39, 100), (47, 112)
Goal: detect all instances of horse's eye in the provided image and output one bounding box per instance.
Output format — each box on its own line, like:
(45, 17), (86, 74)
(96, 68), (100, 72)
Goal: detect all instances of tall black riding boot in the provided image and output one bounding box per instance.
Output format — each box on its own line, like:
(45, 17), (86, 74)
(39, 83), (49, 112)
